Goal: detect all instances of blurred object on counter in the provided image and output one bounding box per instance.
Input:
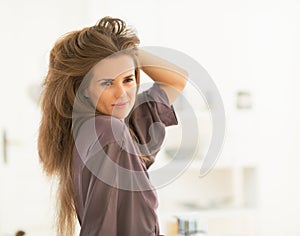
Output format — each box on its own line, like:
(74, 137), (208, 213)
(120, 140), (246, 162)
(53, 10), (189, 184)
(15, 230), (26, 236)
(176, 215), (207, 236)
(236, 90), (252, 109)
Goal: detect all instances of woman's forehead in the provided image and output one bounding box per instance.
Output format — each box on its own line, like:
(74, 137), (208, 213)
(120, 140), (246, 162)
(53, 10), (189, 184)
(92, 54), (135, 79)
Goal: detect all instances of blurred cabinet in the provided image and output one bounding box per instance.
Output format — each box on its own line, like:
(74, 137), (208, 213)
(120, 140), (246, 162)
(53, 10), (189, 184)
(0, 10), (55, 236)
(150, 94), (259, 236)
(0, 81), (56, 235)
(155, 160), (259, 236)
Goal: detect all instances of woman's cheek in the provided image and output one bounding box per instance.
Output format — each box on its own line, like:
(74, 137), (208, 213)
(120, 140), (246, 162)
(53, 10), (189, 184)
(129, 85), (137, 96)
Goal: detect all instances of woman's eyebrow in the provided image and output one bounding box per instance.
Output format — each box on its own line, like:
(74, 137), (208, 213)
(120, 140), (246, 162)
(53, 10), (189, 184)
(96, 78), (114, 82)
(95, 73), (134, 82)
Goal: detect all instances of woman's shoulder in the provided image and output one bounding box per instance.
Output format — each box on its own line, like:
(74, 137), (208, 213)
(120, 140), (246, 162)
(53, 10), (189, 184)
(137, 83), (172, 107)
(94, 115), (127, 143)
(76, 115), (128, 153)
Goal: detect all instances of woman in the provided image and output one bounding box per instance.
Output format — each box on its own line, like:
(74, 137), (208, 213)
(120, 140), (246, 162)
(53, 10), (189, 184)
(38, 16), (187, 236)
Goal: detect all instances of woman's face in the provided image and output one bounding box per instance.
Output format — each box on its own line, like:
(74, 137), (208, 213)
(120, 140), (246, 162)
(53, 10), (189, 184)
(87, 54), (137, 120)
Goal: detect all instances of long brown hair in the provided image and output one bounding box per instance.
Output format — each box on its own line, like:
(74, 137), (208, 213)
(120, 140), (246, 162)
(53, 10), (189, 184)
(38, 17), (140, 236)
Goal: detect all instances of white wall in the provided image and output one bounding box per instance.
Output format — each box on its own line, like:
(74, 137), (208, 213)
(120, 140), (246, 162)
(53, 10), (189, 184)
(251, 3), (300, 235)
(0, 0), (86, 134)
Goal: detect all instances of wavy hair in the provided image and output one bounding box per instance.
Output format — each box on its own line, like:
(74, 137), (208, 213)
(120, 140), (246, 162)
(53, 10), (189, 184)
(38, 16), (140, 236)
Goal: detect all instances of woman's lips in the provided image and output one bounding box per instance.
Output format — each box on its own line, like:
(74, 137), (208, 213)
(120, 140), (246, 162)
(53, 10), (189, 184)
(112, 101), (129, 108)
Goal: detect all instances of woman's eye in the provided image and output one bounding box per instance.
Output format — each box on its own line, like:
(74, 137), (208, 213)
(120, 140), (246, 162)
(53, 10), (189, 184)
(101, 81), (112, 87)
(124, 77), (134, 83)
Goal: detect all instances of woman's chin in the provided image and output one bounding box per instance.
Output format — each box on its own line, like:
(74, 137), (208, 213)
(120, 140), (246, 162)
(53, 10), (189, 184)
(111, 111), (129, 120)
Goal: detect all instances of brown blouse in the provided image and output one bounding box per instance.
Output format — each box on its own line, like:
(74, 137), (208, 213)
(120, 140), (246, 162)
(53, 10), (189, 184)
(72, 83), (178, 236)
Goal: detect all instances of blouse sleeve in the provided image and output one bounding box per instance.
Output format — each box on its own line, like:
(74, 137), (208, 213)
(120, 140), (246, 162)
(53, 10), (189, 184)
(126, 83), (178, 168)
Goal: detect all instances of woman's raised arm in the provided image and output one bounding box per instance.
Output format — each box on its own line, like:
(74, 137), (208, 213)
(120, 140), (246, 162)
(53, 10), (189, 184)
(137, 49), (188, 105)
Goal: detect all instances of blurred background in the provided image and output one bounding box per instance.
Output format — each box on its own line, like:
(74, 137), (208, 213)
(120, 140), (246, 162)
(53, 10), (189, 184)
(0, 0), (299, 235)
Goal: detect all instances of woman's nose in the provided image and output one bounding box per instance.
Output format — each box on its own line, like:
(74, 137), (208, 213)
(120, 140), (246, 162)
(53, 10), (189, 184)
(114, 84), (126, 98)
